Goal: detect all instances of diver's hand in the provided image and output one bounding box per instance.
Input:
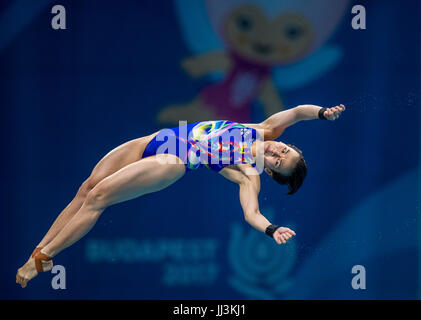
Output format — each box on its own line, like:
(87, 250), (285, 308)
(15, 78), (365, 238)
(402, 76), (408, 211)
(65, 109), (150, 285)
(273, 227), (296, 245)
(324, 104), (346, 121)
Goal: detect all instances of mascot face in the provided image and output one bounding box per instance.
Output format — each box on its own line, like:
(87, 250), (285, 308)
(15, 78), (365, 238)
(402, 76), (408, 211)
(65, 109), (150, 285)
(225, 5), (313, 64)
(206, 0), (350, 65)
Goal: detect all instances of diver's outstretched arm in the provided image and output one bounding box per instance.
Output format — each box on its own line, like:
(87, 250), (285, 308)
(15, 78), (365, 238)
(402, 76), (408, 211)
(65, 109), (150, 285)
(260, 104), (346, 140)
(219, 165), (296, 245)
(237, 170), (296, 245)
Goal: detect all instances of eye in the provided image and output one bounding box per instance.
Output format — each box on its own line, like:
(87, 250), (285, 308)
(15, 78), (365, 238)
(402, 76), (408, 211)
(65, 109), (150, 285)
(236, 15), (253, 31)
(284, 24), (303, 41)
(282, 147), (287, 153)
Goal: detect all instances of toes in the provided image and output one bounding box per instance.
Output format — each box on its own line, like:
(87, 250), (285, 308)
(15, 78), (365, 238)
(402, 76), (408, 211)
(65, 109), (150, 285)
(18, 275), (28, 288)
(16, 275), (24, 287)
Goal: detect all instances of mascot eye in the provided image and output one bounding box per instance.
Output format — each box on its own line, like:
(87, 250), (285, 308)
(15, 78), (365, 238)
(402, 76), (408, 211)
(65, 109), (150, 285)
(236, 15), (253, 31)
(284, 24), (303, 40)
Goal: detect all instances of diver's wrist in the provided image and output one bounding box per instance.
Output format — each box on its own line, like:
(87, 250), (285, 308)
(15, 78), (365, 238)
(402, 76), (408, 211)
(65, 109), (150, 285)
(265, 224), (280, 238)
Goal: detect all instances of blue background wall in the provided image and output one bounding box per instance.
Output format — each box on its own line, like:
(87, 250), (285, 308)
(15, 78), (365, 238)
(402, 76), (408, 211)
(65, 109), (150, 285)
(1, 0), (419, 299)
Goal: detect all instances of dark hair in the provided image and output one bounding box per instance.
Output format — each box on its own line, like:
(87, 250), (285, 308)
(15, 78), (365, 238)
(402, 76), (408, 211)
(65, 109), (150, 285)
(270, 144), (307, 195)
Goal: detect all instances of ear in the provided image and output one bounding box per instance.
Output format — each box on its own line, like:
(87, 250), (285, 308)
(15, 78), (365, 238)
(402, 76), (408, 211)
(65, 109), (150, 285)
(264, 168), (273, 177)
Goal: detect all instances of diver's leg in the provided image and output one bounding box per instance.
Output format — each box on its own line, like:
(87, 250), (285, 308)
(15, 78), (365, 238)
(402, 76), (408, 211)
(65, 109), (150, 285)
(16, 155), (185, 288)
(34, 135), (156, 253)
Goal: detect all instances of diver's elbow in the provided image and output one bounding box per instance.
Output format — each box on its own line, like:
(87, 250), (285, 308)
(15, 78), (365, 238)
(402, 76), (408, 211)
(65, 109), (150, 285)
(244, 210), (259, 223)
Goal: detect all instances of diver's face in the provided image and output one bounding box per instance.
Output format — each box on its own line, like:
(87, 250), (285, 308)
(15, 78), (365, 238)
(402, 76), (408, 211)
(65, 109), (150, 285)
(264, 141), (301, 176)
(225, 5), (313, 64)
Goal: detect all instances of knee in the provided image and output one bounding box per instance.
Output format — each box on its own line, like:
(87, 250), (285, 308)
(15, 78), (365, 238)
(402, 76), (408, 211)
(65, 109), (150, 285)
(77, 178), (97, 199)
(84, 185), (110, 210)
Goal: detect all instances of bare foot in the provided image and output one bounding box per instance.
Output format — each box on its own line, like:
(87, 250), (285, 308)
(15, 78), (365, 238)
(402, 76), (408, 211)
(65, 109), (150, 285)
(16, 257), (53, 288)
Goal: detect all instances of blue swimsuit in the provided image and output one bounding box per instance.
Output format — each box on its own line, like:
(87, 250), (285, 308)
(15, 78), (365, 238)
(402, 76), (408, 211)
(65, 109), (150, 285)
(142, 120), (261, 172)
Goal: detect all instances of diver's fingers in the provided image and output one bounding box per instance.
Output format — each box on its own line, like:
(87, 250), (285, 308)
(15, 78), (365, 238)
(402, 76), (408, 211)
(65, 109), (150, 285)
(274, 234), (283, 245)
(283, 227), (296, 236)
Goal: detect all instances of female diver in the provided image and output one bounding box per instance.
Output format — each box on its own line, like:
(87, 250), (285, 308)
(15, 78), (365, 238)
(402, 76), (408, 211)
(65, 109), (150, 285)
(16, 104), (345, 288)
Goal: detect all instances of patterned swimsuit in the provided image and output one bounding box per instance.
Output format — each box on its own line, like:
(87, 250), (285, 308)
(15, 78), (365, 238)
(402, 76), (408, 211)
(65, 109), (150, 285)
(142, 120), (261, 172)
